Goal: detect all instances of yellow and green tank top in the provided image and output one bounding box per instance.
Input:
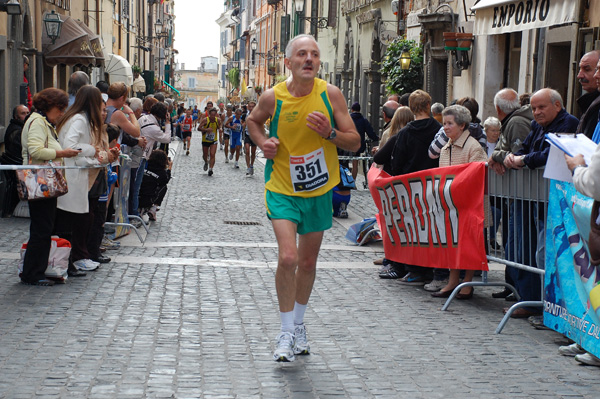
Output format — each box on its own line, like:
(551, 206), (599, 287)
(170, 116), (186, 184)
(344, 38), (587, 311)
(203, 117), (219, 143)
(265, 78), (340, 197)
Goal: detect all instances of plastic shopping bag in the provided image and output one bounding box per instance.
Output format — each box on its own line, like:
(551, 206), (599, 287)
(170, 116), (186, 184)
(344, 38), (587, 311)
(345, 217), (381, 246)
(18, 237), (71, 281)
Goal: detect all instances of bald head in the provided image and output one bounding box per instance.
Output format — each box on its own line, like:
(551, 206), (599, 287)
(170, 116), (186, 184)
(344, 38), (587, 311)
(68, 71), (90, 96)
(530, 88), (563, 127)
(578, 51), (600, 93)
(382, 100), (400, 121)
(494, 88), (520, 119)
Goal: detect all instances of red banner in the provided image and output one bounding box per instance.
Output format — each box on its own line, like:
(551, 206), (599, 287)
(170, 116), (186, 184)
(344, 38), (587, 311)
(368, 163), (488, 271)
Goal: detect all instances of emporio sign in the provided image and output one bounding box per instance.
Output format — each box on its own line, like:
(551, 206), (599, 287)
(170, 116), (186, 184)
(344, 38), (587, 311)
(472, 0), (579, 35)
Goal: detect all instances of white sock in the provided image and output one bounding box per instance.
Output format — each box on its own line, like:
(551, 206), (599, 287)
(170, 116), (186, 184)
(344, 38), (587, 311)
(280, 311), (294, 333)
(293, 302), (307, 326)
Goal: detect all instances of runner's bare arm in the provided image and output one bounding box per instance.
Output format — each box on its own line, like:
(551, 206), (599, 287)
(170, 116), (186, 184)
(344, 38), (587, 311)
(305, 84), (360, 152)
(247, 89), (277, 159)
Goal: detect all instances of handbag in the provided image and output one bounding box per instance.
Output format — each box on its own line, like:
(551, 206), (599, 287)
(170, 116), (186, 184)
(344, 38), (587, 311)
(339, 165), (356, 189)
(15, 121), (68, 201)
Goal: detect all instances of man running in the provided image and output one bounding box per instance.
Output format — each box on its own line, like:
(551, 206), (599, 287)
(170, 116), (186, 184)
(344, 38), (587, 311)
(177, 109), (194, 155)
(192, 105), (199, 129)
(225, 108), (244, 168)
(221, 104), (233, 163)
(247, 34), (360, 362)
(243, 100), (258, 176)
(199, 107), (220, 176)
(218, 102), (227, 150)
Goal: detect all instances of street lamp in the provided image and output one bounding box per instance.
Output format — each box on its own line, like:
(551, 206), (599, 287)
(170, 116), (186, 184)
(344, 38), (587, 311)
(43, 10), (63, 44)
(400, 48), (411, 70)
(294, 0), (329, 29)
(155, 18), (163, 36)
(251, 38), (257, 52)
(0, 0), (21, 15)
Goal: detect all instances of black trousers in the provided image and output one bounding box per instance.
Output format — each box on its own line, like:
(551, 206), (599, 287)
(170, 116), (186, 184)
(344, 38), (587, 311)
(21, 198), (57, 282)
(54, 208), (92, 265)
(87, 198), (106, 260)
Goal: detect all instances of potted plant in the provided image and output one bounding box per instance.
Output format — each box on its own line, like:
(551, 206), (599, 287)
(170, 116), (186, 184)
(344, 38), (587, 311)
(456, 32), (474, 49)
(443, 32), (458, 49)
(255, 85), (263, 95)
(132, 65), (142, 78)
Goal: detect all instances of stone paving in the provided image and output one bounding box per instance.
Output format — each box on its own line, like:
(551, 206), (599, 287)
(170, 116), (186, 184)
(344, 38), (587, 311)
(0, 135), (598, 398)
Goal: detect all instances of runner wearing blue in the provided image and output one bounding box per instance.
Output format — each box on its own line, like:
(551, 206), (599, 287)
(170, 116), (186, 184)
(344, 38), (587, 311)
(225, 108), (244, 168)
(191, 105), (199, 128)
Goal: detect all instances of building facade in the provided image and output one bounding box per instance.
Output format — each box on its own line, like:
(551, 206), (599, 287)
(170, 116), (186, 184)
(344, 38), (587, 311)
(215, 0), (600, 133)
(0, 0), (177, 140)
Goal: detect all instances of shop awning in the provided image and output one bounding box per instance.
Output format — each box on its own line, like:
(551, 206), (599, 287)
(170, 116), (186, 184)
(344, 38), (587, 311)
(42, 14), (96, 67)
(75, 20), (105, 67)
(105, 54), (133, 86)
(471, 0), (580, 36)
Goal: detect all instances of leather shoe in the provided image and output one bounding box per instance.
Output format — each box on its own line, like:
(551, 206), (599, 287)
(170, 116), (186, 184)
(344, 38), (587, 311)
(456, 288), (474, 300)
(431, 289), (453, 298)
(492, 288), (511, 298)
(373, 258), (384, 265)
(67, 269), (87, 277)
(93, 254), (111, 264)
(502, 307), (541, 318)
(505, 293), (518, 302)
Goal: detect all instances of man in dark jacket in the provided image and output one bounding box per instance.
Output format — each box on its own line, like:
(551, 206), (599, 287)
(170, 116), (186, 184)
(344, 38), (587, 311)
(505, 89), (579, 169)
(502, 88), (579, 318)
(489, 88), (534, 175)
(575, 50), (600, 139)
(350, 102), (378, 179)
(0, 105), (29, 216)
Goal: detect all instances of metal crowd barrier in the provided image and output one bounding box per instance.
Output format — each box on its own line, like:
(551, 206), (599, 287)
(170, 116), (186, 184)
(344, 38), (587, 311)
(103, 150), (149, 243)
(441, 167), (548, 334)
(0, 156), (149, 243)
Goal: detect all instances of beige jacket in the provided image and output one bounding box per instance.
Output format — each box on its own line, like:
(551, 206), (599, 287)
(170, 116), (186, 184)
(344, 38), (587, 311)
(21, 112), (63, 165)
(573, 142), (600, 201)
(440, 129), (490, 226)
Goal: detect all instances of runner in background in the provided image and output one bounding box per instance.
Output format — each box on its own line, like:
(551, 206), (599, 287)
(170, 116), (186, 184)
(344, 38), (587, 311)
(199, 107), (221, 176)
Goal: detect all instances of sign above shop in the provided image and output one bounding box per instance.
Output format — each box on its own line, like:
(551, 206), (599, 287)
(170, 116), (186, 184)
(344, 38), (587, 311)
(472, 0), (579, 35)
(380, 30), (398, 45)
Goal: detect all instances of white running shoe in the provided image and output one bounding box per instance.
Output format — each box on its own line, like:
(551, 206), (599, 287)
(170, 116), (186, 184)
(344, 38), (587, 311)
(559, 343), (587, 357)
(225, 157), (229, 163)
(74, 259), (99, 271)
(424, 278), (449, 292)
(293, 324), (310, 355)
(575, 352), (600, 366)
(273, 331), (295, 362)
(249, 166), (254, 175)
(229, 152), (234, 161)
(234, 161), (239, 169)
(246, 167), (251, 176)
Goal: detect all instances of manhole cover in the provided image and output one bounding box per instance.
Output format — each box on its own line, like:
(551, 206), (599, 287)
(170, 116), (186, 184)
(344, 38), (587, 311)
(224, 221), (262, 226)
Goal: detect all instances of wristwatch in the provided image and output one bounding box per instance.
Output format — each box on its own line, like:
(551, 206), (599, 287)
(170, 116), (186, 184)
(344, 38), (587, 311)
(326, 129), (336, 140)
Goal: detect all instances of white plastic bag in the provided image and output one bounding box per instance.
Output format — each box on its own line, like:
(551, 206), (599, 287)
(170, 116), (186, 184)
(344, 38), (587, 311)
(18, 236), (71, 281)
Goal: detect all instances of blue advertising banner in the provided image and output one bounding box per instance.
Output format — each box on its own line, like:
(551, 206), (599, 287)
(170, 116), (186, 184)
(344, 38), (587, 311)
(544, 180), (600, 357)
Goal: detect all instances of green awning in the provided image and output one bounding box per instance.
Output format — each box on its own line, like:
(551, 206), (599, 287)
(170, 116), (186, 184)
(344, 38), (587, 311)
(163, 80), (180, 95)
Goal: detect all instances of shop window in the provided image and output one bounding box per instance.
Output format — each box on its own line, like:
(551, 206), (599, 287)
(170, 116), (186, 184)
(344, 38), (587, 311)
(504, 32), (522, 90)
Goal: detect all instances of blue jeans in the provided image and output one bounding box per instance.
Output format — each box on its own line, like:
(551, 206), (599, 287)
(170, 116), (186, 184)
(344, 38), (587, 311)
(128, 159), (146, 216)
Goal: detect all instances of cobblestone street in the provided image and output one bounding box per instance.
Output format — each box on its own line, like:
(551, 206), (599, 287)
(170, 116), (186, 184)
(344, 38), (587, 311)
(0, 136), (597, 398)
